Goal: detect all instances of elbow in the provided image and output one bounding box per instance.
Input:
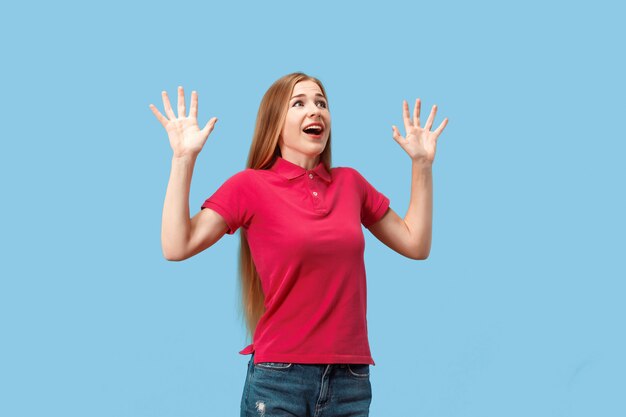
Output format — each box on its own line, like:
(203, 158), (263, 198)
(161, 231), (193, 261)
(162, 250), (183, 262)
(161, 243), (187, 262)
(409, 247), (430, 260)
(163, 252), (184, 262)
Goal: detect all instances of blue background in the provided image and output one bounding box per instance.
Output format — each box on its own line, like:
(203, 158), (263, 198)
(1, 0), (624, 416)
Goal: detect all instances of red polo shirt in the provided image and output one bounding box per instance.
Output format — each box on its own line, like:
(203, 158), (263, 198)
(200, 156), (390, 365)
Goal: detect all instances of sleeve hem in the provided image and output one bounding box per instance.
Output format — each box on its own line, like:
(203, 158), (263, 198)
(201, 200), (238, 235)
(363, 195), (390, 228)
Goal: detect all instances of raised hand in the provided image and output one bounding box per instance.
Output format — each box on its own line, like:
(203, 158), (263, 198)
(392, 99), (448, 164)
(149, 86), (218, 158)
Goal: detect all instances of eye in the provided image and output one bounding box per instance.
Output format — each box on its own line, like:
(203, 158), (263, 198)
(292, 100), (304, 107)
(317, 100), (327, 108)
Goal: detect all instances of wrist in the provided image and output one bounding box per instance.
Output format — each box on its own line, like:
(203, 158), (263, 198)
(172, 153), (199, 164)
(411, 158), (433, 170)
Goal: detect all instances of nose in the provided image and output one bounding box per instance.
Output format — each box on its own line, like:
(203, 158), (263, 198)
(308, 102), (322, 117)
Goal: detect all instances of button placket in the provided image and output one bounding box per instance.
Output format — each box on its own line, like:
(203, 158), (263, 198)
(308, 172), (319, 198)
(303, 171), (327, 213)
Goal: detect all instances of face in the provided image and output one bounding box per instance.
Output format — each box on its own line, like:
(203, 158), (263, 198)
(278, 80), (331, 167)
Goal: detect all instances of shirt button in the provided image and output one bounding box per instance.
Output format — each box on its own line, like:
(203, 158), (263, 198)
(309, 173), (314, 179)
(312, 191), (318, 197)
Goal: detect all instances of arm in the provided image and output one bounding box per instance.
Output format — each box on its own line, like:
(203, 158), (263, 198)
(150, 86), (226, 261)
(368, 98), (448, 260)
(161, 155), (228, 261)
(368, 161), (432, 260)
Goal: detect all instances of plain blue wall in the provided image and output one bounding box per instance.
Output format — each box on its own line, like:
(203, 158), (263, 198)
(1, 0), (624, 416)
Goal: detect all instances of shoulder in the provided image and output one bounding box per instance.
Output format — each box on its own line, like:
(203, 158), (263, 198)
(211, 168), (260, 196)
(222, 168), (258, 185)
(332, 166), (387, 200)
(330, 165), (359, 178)
(330, 166), (367, 185)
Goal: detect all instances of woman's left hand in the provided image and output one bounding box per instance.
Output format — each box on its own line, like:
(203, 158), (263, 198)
(392, 99), (448, 164)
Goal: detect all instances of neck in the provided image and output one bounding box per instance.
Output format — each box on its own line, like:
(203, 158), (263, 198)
(279, 152), (320, 170)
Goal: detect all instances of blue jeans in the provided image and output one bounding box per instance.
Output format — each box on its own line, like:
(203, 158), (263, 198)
(240, 353), (372, 417)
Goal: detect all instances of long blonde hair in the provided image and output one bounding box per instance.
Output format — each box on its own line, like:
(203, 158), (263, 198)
(238, 72), (333, 342)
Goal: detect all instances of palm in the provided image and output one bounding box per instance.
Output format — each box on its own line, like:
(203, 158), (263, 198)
(149, 86), (218, 158)
(164, 114), (203, 154)
(392, 99), (448, 164)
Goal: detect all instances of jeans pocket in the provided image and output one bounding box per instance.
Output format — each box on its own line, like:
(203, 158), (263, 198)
(255, 362), (293, 370)
(347, 364), (370, 378)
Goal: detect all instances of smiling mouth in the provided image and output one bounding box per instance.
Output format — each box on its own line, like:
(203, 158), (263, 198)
(303, 126), (324, 138)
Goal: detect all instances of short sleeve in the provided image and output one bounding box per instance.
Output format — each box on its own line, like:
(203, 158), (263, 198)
(351, 168), (391, 228)
(200, 170), (255, 235)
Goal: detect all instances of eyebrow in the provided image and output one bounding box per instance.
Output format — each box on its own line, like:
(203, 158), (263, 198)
(290, 93), (326, 100)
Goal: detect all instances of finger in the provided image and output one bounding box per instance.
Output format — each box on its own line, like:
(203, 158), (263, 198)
(178, 86), (186, 118)
(190, 91), (198, 120)
(148, 104), (169, 128)
(201, 117), (218, 137)
(433, 117), (449, 137)
(402, 100), (412, 134)
(162, 91), (176, 120)
(413, 98), (421, 127)
(391, 125), (405, 145)
(424, 105), (437, 131)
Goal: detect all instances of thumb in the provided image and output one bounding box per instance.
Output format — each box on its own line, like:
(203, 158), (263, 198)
(201, 117), (218, 137)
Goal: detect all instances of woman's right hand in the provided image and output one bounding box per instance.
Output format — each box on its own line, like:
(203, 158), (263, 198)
(149, 86), (218, 158)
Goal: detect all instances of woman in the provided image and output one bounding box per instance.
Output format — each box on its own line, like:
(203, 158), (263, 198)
(149, 72), (448, 416)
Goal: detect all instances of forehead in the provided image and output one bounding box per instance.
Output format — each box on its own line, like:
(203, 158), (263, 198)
(291, 80), (323, 96)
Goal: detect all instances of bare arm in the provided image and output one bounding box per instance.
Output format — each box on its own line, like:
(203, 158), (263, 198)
(369, 162), (432, 260)
(161, 155), (228, 261)
(368, 98), (448, 260)
(150, 86), (226, 261)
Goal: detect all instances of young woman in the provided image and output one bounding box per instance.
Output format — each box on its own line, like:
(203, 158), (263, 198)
(149, 72), (448, 417)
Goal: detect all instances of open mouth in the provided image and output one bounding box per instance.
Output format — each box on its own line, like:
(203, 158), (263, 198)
(302, 124), (324, 138)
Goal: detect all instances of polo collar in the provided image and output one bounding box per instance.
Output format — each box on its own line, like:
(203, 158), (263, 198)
(270, 156), (332, 183)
